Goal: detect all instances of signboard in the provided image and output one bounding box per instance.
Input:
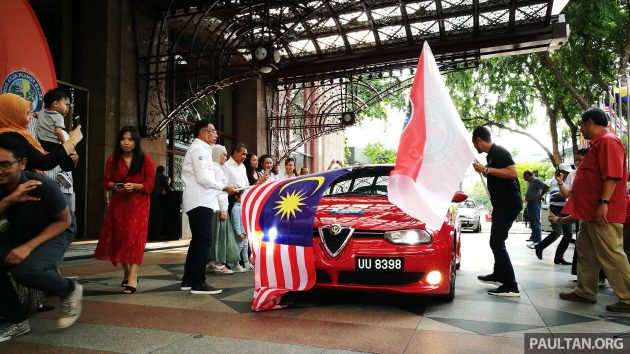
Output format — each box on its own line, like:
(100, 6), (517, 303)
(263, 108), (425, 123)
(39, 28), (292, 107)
(0, 0), (57, 111)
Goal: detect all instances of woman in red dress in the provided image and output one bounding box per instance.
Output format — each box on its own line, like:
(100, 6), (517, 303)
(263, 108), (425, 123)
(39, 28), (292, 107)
(95, 126), (155, 294)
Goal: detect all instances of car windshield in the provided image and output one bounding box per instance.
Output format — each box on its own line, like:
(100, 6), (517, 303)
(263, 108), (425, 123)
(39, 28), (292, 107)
(324, 167), (390, 196)
(457, 200), (476, 209)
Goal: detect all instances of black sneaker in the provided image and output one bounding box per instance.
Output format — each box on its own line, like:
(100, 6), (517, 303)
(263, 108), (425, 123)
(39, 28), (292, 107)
(477, 274), (502, 286)
(488, 284), (520, 297)
(190, 283), (222, 295)
(180, 281), (191, 291)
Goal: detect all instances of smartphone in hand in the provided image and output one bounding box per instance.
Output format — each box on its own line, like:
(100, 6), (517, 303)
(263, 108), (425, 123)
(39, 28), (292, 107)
(73, 116), (81, 129)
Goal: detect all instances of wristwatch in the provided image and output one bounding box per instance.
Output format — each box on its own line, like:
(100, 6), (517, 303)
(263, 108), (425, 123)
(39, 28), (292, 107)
(597, 198), (609, 205)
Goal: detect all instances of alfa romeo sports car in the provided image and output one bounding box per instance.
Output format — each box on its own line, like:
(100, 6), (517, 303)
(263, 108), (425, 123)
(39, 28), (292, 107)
(312, 165), (466, 301)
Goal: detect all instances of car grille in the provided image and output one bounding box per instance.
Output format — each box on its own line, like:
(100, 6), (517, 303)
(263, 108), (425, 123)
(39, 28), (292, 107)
(312, 229), (384, 238)
(316, 270), (423, 286)
(319, 227), (353, 256)
(314, 227), (385, 258)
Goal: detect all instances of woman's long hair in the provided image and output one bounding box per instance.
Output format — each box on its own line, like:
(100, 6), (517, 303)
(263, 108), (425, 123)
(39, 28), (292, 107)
(245, 153), (258, 185)
(113, 126), (145, 176)
(257, 154), (278, 175)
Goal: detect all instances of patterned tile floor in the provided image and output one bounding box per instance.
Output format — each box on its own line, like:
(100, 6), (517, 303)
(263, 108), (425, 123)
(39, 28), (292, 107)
(2, 221), (630, 353)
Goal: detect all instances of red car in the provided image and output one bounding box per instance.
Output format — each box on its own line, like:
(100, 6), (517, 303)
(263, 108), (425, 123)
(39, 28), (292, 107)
(312, 165), (466, 301)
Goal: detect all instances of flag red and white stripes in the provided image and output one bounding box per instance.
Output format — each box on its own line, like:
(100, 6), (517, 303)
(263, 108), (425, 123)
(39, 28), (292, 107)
(241, 180), (316, 311)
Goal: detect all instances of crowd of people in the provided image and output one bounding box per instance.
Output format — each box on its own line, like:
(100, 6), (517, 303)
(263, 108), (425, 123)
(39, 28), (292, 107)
(0, 89), (346, 341)
(472, 108), (630, 314)
(4, 86), (630, 345)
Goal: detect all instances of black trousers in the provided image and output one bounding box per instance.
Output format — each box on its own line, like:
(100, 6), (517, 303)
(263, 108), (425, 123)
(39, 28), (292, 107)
(182, 206), (214, 287)
(0, 228), (75, 323)
(148, 194), (165, 240)
(489, 206), (521, 288)
(536, 204), (573, 261)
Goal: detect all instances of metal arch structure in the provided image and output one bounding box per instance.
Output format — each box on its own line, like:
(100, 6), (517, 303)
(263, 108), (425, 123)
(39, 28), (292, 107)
(267, 71), (416, 162)
(133, 0), (568, 144)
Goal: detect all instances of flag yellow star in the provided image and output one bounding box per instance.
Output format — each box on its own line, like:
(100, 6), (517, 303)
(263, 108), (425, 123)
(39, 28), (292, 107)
(274, 190), (306, 221)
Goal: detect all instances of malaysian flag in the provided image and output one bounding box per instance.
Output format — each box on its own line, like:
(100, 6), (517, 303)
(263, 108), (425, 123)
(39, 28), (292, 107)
(242, 169), (350, 311)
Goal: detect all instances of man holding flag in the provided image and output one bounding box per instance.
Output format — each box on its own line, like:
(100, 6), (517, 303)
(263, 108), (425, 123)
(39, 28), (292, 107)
(472, 126), (522, 297)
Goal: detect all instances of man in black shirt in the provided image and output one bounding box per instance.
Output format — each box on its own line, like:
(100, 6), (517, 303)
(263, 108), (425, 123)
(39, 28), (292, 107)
(0, 134), (82, 342)
(472, 126), (522, 297)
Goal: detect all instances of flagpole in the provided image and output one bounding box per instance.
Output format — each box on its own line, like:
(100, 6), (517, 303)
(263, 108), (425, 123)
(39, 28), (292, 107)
(626, 71), (630, 170)
(478, 172), (490, 198)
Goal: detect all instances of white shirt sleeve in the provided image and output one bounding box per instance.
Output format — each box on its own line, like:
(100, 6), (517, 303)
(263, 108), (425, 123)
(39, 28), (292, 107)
(565, 171), (576, 190)
(190, 147), (225, 191)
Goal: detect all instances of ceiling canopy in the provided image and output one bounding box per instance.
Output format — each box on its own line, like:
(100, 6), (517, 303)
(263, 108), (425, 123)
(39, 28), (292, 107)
(135, 0), (568, 136)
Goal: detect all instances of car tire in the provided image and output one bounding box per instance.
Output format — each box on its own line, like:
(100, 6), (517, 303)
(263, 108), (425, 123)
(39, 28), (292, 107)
(439, 249), (456, 302)
(474, 222), (481, 233)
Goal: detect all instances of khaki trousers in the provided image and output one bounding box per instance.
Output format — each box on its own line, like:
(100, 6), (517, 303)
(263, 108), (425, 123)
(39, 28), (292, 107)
(574, 221), (630, 303)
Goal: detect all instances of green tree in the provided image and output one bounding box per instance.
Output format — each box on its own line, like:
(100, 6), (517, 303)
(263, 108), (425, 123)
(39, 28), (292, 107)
(446, 0), (630, 164)
(466, 181), (492, 209)
(516, 161), (555, 199)
(362, 142), (397, 163)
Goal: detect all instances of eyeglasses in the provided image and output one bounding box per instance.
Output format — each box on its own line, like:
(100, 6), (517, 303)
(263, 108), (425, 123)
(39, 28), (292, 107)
(201, 128), (217, 134)
(0, 159), (20, 170)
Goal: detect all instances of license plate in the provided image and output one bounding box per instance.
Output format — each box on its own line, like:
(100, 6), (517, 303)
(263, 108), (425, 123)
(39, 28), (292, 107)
(355, 257), (404, 272)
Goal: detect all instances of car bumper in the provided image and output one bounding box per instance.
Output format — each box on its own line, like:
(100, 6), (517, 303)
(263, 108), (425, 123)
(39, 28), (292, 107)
(459, 218), (480, 230)
(313, 238), (453, 295)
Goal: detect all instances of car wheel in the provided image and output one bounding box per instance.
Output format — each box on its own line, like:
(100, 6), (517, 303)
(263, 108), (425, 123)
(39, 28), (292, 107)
(439, 249), (456, 302)
(474, 222), (481, 233)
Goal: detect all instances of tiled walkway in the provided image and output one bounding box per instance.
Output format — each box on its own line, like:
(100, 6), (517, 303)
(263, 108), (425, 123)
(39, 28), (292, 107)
(2, 221), (630, 353)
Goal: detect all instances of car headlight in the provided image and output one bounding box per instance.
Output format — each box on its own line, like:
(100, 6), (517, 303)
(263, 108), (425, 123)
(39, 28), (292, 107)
(384, 229), (432, 245)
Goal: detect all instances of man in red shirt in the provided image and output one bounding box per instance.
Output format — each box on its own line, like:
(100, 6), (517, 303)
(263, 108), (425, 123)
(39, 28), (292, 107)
(559, 107), (630, 313)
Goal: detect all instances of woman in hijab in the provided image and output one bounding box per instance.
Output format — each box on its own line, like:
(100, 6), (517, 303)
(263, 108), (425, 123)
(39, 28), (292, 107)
(0, 93), (82, 171)
(207, 144), (240, 274)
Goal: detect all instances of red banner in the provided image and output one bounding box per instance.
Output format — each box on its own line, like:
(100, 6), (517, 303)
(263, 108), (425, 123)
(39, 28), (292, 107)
(0, 0), (57, 111)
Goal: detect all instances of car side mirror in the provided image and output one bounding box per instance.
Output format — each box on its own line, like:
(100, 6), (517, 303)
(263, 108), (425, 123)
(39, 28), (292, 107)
(452, 191), (468, 203)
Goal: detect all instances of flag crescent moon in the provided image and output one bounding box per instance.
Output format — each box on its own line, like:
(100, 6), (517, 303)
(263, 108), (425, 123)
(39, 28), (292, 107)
(279, 176), (325, 196)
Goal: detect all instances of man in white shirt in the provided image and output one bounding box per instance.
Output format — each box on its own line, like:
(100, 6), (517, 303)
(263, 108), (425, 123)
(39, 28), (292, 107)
(180, 119), (237, 295)
(223, 143), (249, 188)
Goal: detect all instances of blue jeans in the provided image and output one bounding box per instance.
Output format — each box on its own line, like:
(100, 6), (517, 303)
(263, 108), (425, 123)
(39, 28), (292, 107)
(0, 227), (75, 323)
(527, 200), (542, 243)
(236, 235), (249, 264)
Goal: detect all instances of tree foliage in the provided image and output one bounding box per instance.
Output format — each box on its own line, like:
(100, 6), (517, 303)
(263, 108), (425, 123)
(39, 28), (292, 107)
(362, 142), (397, 163)
(516, 161), (555, 199)
(466, 180), (492, 209)
(355, 75), (410, 122)
(445, 0), (630, 164)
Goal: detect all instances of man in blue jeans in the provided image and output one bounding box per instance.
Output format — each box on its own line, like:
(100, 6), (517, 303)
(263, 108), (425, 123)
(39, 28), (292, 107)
(0, 134), (82, 342)
(523, 170), (549, 246)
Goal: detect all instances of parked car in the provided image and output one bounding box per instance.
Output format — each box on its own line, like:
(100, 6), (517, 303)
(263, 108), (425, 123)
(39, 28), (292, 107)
(456, 199), (482, 232)
(312, 165), (466, 301)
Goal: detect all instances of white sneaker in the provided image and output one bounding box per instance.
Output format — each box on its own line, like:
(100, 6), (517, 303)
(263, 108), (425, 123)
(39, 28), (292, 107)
(232, 264), (247, 273)
(213, 265), (234, 275)
(57, 282), (83, 329)
(0, 320), (30, 342)
(244, 262), (255, 271)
